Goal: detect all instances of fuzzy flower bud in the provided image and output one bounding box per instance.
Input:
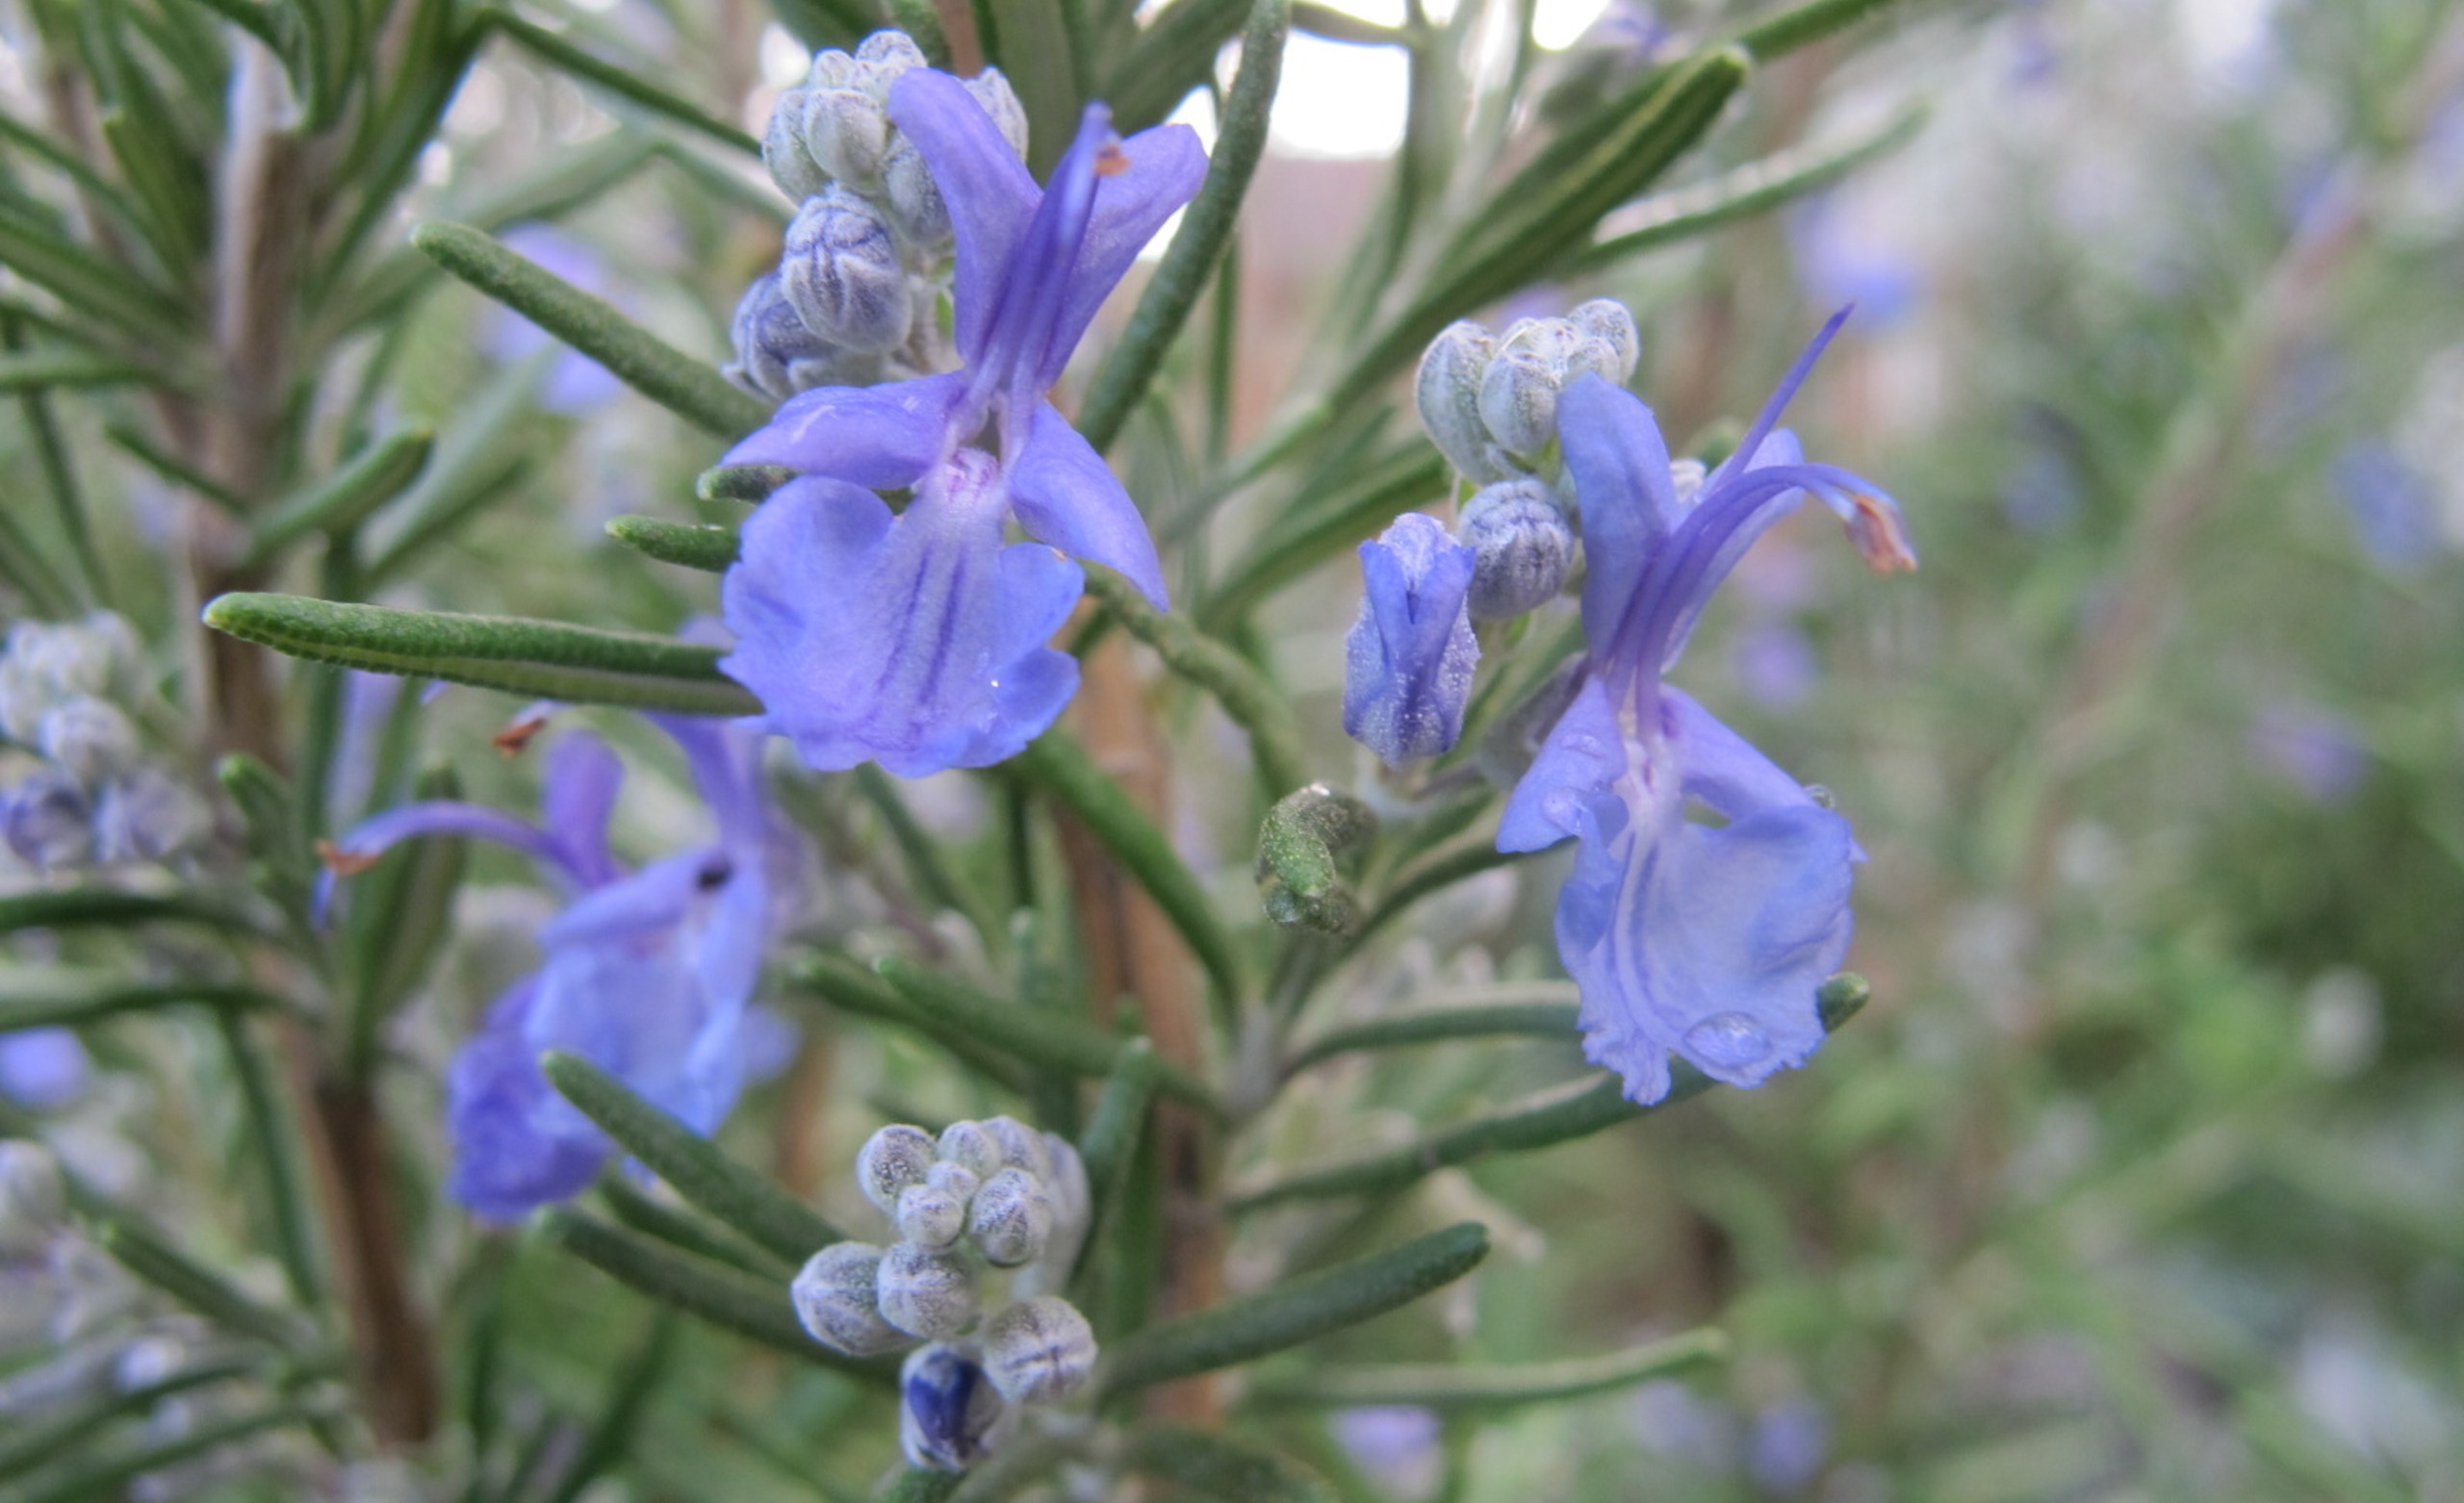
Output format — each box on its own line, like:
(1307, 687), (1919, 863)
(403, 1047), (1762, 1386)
(857, 1124), (937, 1215)
(981, 1296), (1097, 1404)
(935, 1120), (1002, 1180)
(965, 1167), (1053, 1268)
(726, 273), (871, 403)
(901, 1343), (1014, 1471)
(91, 769), (209, 866)
(801, 88), (894, 189)
(3, 773), (92, 871)
(1477, 344), (1563, 459)
(0, 1140), (66, 1257)
(790, 1242), (910, 1356)
(1568, 297), (1641, 383)
(762, 89), (832, 201)
(979, 1116), (1049, 1180)
(37, 699), (137, 787)
(962, 69), (1031, 160)
(853, 29), (929, 72)
(876, 1242), (979, 1338)
(896, 1181), (969, 1252)
(881, 143), (952, 252)
(1416, 321), (1513, 483)
(781, 189), (911, 353)
(924, 1160), (979, 1201)
(1459, 477), (1576, 620)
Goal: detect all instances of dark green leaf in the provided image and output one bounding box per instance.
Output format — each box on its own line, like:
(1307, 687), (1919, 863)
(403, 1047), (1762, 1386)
(605, 515), (739, 572)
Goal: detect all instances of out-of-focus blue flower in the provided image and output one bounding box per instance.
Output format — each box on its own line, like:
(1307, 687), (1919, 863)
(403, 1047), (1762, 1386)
(1331, 1405), (1443, 1500)
(492, 225), (625, 414)
(722, 71), (1205, 777)
(0, 1029), (90, 1111)
(2248, 700), (2369, 805)
(1748, 1398), (1830, 1494)
(1344, 513), (1480, 765)
(326, 719), (786, 1222)
(1501, 311), (1913, 1104)
(1790, 193), (1923, 330)
(1731, 622), (1818, 711)
(2332, 441), (2441, 570)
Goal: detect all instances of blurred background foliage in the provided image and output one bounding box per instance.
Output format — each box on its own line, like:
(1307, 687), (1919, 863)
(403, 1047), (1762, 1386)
(4, 0), (2463, 1499)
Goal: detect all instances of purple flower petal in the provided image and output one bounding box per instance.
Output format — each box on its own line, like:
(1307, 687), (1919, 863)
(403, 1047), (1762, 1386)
(1343, 513), (1478, 765)
(1497, 676), (1630, 853)
(1007, 400), (1168, 607)
(540, 732), (626, 888)
(722, 370), (970, 486)
(1044, 118), (1208, 389)
(886, 70), (1041, 366)
(1559, 374), (1679, 640)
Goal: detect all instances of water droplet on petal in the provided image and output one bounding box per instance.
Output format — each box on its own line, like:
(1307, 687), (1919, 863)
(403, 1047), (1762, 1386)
(1542, 789), (1584, 830)
(1683, 1012), (1771, 1071)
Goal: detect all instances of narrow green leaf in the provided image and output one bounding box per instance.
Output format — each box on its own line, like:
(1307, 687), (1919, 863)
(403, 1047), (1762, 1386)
(605, 514), (739, 573)
(410, 220), (770, 438)
(0, 203), (190, 340)
(1254, 1327), (1728, 1409)
(854, 764), (995, 937)
(166, 0), (281, 46)
(94, 1218), (313, 1351)
(342, 763), (466, 1081)
(988, 0), (1079, 174)
(1081, 568), (1309, 800)
(0, 1357), (256, 1485)
(1089, 0), (1300, 450)
(0, 113), (147, 235)
(5, 1404), (313, 1503)
(1101, 1222), (1489, 1396)
(1349, 841), (1531, 949)
(0, 312), (103, 607)
(215, 1009), (323, 1309)
(201, 593), (763, 716)
(97, 108), (209, 273)
(1130, 1428), (1337, 1503)
(0, 888), (262, 937)
(481, 11), (760, 155)
(599, 1175), (788, 1279)
(1286, 999), (1580, 1073)
(1569, 103), (1927, 273)
(537, 1209), (889, 1381)
(363, 351), (550, 587)
(246, 429), (436, 565)
(790, 955), (1032, 1092)
(1735, 0), (1904, 58)
(1076, 1037), (1160, 1212)
(103, 420), (247, 514)
(1256, 783), (1375, 935)
(1232, 976), (1871, 1209)
(1012, 730), (1245, 1009)
(0, 981), (278, 1033)
(0, 348), (147, 392)
(218, 752), (317, 928)
(874, 957), (1219, 1111)
(542, 1050), (843, 1262)
(877, 1469), (964, 1503)
(1196, 448), (1447, 630)
(1103, 0), (1249, 133)
(545, 1312), (677, 1503)
(696, 463), (794, 504)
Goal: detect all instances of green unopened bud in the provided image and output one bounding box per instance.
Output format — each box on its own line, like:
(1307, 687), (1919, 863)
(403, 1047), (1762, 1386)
(791, 1242), (910, 1356)
(1459, 476), (1576, 619)
(877, 1242), (980, 1338)
(981, 1296), (1097, 1404)
(1256, 783), (1375, 935)
(966, 1167), (1053, 1268)
(858, 1124), (937, 1215)
(782, 188), (911, 352)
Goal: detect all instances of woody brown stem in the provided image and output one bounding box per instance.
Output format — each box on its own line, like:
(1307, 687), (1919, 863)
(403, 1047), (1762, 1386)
(1053, 630), (1226, 1424)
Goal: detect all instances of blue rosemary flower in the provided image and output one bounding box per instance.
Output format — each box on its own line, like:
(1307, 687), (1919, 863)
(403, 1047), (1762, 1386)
(721, 69), (1205, 777)
(1501, 312), (1914, 1104)
(1344, 512), (1480, 765)
(326, 719), (785, 1222)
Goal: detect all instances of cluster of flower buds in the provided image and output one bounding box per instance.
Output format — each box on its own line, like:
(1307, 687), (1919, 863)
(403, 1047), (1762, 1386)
(791, 1118), (1098, 1471)
(727, 32), (1031, 401)
(0, 615), (209, 873)
(1413, 301), (1641, 622)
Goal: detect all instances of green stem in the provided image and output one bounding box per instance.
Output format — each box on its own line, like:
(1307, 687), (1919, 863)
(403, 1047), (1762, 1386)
(1080, 568), (1310, 800)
